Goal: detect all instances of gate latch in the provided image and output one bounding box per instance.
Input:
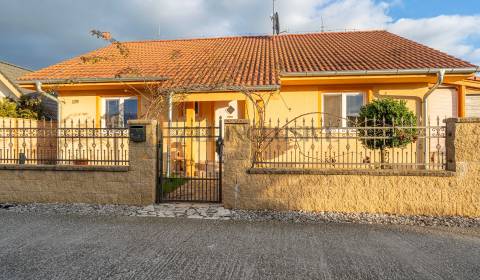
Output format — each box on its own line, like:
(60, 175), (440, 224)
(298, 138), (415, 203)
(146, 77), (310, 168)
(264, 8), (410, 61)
(216, 138), (224, 155)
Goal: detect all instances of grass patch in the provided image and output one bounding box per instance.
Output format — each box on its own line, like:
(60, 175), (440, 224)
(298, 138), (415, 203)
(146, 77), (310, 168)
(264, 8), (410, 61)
(161, 177), (188, 194)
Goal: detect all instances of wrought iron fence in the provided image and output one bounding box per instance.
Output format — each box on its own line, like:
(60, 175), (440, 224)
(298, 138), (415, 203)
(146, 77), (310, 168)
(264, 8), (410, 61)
(252, 115), (446, 170)
(0, 118), (129, 166)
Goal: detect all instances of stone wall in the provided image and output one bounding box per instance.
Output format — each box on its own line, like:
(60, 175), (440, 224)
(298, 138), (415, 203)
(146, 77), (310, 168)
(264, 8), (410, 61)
(0, 120), (158, 206)
(223, 118), (480, 217)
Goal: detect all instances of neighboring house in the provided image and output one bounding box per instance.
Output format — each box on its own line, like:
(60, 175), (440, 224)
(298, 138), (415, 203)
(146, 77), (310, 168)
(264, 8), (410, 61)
(0, 60), (32, 100)
(0, 60), (58, 119)
(17, 31), (480, 128)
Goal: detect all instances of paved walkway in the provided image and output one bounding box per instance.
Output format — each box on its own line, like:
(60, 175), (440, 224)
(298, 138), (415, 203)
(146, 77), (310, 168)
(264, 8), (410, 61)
(1, 212), (479, 280)
(137, 203), (232, 219)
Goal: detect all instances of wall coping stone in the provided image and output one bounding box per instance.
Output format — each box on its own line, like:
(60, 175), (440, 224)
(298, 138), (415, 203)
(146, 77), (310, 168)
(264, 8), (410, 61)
(224, 119), (249, 124)
(444, 117), (480, 124)
(248, 168), (455, 177)
(0, 164), (129, 172)
(128, 119), (158, 126)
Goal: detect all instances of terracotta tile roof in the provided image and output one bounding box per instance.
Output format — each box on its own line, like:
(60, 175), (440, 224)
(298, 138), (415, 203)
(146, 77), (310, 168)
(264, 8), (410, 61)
(19, 31), (477, 88)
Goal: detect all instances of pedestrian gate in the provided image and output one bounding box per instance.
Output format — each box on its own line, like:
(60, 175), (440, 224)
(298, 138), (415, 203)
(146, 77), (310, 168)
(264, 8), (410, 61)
(157, 119), (223, 203)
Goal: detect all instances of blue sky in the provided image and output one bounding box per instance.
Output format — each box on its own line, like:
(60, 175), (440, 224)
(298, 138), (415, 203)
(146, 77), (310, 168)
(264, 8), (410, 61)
(389, 0), (480, 19)
(0, 0), (479, 70)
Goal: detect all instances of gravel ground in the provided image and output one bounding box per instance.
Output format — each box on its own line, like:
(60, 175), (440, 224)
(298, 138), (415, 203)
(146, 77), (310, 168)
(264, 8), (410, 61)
(1, 202), (479, 228)
(232, 209), (480, 228)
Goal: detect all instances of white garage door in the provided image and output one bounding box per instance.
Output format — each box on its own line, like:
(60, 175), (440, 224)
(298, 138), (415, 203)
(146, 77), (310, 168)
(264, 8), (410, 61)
(427, 88), (458, 124)
(466, 95), (480, 117)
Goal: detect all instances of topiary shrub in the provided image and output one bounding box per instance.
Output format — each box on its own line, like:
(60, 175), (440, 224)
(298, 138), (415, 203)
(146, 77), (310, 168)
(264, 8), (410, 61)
(357, 98), (417, 167)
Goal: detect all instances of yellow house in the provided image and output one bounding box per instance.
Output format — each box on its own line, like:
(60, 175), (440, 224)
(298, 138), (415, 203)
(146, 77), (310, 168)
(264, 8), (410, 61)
(16, 31), (480, 175)
(17, 31), (480, 127)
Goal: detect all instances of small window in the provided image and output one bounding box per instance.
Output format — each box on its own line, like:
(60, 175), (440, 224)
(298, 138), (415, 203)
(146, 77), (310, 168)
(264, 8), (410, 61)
(102, 97), (138, 128)
(323, 93), (364, 127)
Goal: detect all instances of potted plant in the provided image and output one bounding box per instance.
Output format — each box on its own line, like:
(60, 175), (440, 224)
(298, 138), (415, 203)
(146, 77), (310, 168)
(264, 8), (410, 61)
(73, 158), (89, 166)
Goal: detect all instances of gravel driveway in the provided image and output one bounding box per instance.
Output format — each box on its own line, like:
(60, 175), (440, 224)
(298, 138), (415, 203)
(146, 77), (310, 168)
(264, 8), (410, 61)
(0, 212), (479, 280)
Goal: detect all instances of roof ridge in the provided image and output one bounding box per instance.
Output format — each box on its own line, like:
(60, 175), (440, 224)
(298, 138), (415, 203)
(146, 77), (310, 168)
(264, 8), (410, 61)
(0, 60), (33, 72)
(122, 30), (387, 44)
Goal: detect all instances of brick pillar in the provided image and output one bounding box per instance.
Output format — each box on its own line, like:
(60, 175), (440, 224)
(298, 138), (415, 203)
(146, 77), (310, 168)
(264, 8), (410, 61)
(222, 119), (251, 208)
(127, 119), (158, 205)
(445, 117), (480, 172)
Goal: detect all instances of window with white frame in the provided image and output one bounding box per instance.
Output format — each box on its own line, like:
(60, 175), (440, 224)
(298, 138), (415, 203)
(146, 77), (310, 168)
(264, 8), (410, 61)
(102, 97), (138, 128)
(323, 93), (364, 127)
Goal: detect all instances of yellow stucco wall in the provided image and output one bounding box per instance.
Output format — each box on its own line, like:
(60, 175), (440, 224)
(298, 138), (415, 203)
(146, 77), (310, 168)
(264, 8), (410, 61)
(54, 78), (465, 128)
(58, 90), (144, 126)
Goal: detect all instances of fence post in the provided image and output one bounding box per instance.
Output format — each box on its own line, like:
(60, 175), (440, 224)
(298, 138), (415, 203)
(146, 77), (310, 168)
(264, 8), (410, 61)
(445, 117), (480, 172)
(222, 119), (251, 209)
(127, 119), (158, 204)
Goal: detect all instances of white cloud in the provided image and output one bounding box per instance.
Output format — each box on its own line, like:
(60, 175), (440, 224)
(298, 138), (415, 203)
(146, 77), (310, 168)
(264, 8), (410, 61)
(387, 15), (480, 65)
(1, 0), (479, 68)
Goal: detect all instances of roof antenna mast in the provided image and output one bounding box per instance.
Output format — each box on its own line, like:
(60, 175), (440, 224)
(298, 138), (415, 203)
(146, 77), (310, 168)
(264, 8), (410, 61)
(271, 0), (280, 35)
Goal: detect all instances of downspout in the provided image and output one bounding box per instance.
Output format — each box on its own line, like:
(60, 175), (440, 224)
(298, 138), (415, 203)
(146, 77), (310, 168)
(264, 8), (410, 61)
(166, 92), (173, 177)
(35, 81), (60, 121)
(421, 69), (445, 167)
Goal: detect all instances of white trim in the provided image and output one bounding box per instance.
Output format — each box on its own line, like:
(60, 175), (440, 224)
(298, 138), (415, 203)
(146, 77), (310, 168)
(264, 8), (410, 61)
(322, 92), (365, 126)
(101, 96), (138, 127)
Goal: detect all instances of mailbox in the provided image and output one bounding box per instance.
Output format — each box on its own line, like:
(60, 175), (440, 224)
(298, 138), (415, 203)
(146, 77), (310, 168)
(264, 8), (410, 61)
(129, 125), (146, 142)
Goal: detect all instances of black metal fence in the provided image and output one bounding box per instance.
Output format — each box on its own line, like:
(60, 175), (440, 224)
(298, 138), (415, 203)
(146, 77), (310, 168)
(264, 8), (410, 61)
(252, 115), (446, 170)
(158, 118), (223, 203)
(0, 118), (129, 166)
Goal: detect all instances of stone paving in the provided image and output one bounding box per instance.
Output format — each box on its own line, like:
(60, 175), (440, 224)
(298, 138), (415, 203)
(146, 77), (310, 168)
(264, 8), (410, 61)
(0, 202), (233, 220)
(136, 203), (232, 219)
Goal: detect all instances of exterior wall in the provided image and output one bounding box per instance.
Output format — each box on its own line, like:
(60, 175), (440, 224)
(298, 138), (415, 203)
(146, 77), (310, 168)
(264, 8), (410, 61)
(0, 120), (158, 206)
(59, 95), (97, 123)
(58, 90), (144, 125)
(245, 83), (452, 125)
(223, 118), (480, 217)
(55, 81), (461, 127)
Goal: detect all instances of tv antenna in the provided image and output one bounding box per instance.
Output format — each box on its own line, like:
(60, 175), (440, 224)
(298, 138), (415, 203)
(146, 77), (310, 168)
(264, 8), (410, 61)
(321, 16), (325, 32)
(271, 0), (280, 35)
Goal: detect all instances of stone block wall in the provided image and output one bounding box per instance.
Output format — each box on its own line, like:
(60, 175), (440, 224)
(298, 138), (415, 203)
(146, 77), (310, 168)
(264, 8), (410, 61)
(0, 120), (158, 206)
(223, 118), (480, 217)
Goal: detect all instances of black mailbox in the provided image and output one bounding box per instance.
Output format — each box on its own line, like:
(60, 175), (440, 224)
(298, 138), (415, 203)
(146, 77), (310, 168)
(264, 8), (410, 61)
(129, 125), (146, 142)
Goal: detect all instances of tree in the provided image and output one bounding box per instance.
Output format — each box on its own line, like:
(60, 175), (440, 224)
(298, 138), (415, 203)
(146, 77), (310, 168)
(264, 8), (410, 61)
(0, 99), (18, 118)
(0, 96), (43, 119)
(357, 98), (417, 168)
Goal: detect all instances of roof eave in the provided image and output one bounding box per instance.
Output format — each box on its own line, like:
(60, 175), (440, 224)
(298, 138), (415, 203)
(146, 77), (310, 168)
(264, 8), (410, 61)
(280, 67), (479, 77)
(17, 76), (169, 85)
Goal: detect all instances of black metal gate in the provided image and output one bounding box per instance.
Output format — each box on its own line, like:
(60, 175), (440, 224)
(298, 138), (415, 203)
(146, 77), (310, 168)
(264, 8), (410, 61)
(157, 118), (223, 203)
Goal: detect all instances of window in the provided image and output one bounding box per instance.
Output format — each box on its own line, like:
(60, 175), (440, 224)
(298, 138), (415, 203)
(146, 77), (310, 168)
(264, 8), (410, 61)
(102, 97), (138, 128)
(323, 93), (364, 127)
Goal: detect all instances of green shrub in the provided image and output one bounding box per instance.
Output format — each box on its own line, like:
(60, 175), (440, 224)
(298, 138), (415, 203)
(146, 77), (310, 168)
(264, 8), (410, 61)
(0, 99), (19, 118)
(357, 98), (418, 150)
(0, 96), (43, 119)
